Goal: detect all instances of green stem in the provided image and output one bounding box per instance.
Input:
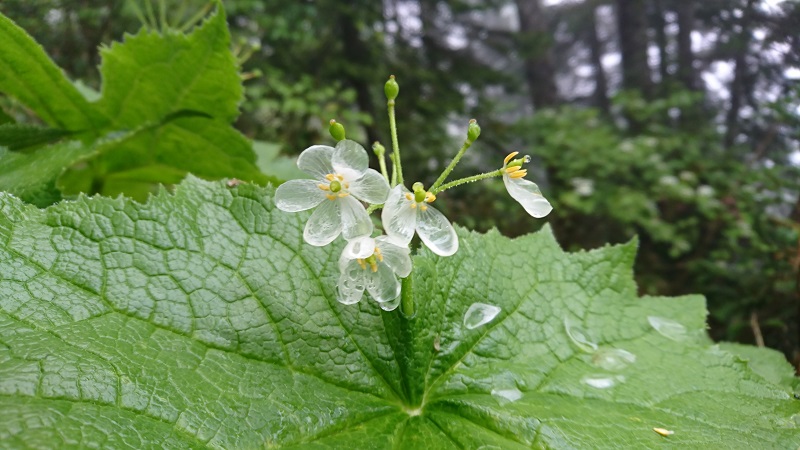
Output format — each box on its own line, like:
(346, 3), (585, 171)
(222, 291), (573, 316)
(400, 273), (414, 318)
(377, 149), (390, 184)
(366, 203), (384, 214)
(390, 152), (398, 187)
(144, 0), (158, 31)
(388, 100), (404, 186)
(430, 169), (504, 195)
(430, 140), (472, 192)
(178, 1), (214, 33)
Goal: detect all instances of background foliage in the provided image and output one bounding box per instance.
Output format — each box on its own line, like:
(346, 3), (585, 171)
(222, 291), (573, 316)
(0, 0), (797, 373)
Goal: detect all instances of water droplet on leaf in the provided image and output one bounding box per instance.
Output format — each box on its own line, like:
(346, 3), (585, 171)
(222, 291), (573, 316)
(648, 316), (687, 341)
(581, 374), (625, 389)
(464, 303), (501, 329)
(564, 317), (598, 352)
(491, 388), (523, 405)
(592, 348), (636, 371)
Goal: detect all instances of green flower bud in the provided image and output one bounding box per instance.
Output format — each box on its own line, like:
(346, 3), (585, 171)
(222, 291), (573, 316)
(372, 142), (386, 156)
(329, 119), (346, 141)
(412, 182), (426, 203)
(384, 75), (399, 101)
(466, 119), (481, 144)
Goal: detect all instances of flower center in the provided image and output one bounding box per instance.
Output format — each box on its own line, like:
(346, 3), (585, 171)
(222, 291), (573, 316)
(405, 182), (436, 211)
(503, 152), (531, 179)
(356, 247), (383, 272)
(318, 173), (350, 200)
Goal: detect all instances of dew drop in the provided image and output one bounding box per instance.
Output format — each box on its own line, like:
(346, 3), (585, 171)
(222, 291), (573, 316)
(564, 317), (598, 352)
(581, 374), (625, 389)
(592, 348), (636, 371)
(491, 387), (523, 405)
(648, 316), (687, 341)
(463, 303), (501, 329)
(379, 296), (401, 312)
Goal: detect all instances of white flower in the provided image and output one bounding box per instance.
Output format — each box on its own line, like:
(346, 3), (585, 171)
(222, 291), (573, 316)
(381, 184), (459, 256)
(502, 152), (552, 218)
(274, 140), (389, 246)
(337, 235), (412, 309)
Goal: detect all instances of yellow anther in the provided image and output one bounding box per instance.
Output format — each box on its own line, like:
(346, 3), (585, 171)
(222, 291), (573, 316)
(336, 174), (344, 181)
(505, 166), (521, 174)
(405, 193), (413, 201)
(338, 192), (350, 198)
(318, 183), (330, 191)
(344, 182), (350, 189)
(370, 261), (378, 272)
(326, 194), (337, 200)
(410, 203), (417, 209)
(420, 204), (428, 212)
(375, 247), (384, 261)
(425, 192), (436, 203)
(357, 259), (366, 270)
(510, 169), (527, 179)
(325, 174), (335, 181)
(504, 151), (519, 165)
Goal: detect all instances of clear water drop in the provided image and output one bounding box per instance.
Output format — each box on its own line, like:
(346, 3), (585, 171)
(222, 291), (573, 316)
(564, 317), (598, 352)
(379, 296), (401, 312)
(592, 348), (636, 371)
(581, 374), (625, 389)
(648, 316), (687, 341)
(490, 388), (523, 405)
(463, 303), (501, 329)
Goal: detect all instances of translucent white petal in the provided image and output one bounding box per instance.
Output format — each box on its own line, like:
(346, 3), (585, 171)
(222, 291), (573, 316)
(381, 185), (417, 245)
(366, 263), (401, 303)
(338, 259), (366, 305)
(417, 205), (459, 256)
(297, 145), (335, 179)
(274, 179), (327, 212)
(332, 139), (368, 180)
(343, 236), (376, 259)
(339, 195), (373, 240)
(375, 236), (412, 278)
(303, 199), (342, 246)
(378, 295), (401, 312)
(349, 169), (390, 204)
(504, 175), (553, 218)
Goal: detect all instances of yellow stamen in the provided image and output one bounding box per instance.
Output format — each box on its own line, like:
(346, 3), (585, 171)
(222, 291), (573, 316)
(326, 194), (337, 200)
(420, 204), (428, 212)
(410, 203), (417, 209)
(505, 166), (521, 174)
(318, 184), (330, 191)
(405, 193), (413, 201)
(425, 192), (436, 203)
(375, 247), (383, 261)
(504, 151), (519, 165)
(344, 182), (350, 189)
(338, 192), (350, 198)
(357, 259), (366, 270)
(336, 174), (344, 181)
(325, 174), (335, 181)
(370, 261), (378, 272)
(510, 169), (527, 179)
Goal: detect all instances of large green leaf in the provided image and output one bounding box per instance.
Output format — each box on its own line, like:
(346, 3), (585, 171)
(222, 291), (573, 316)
(0, 178), (796, 448)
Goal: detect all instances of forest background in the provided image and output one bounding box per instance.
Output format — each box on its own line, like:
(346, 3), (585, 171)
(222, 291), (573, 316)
(1, 0), (798, 371)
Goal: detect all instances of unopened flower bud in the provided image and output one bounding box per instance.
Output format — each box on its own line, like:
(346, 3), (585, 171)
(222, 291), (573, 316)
(373, 142), (386, 157)
(466, 119), (481, 144)
(384, 75), (399, 101)
(329, 119), (346, 141)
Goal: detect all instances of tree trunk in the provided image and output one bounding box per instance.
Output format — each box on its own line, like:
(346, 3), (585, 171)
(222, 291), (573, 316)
(724, 0), (756, 149)
(652, 0), (670, 86)
(676, 0), (697, 91)
(616, 0), (653, 98)
(587, 1), (610, 114)
(514, 0), (559, 109)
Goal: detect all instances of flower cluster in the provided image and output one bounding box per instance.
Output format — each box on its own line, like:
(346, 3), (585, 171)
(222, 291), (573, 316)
(274, 76), (552, 314)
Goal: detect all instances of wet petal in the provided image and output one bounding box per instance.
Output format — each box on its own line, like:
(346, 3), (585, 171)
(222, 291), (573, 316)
(504, 175), (553, 218)
(338, 259), (366, 305)
(417, 205), (458, 256)
(381, 185), (417, 245)
(349, 169), (390, 204)
(340, 195), (373, 240)
(378, 295), (401, 311)
(303, 199), (341, 246)
(332, 139), (369, 179)
(366, 263), (401, 303)
(274, 179), (327, 212)
(343, 236), (376, 260)
(297, 145), (335, 179)
(376, 236), (412, 278)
